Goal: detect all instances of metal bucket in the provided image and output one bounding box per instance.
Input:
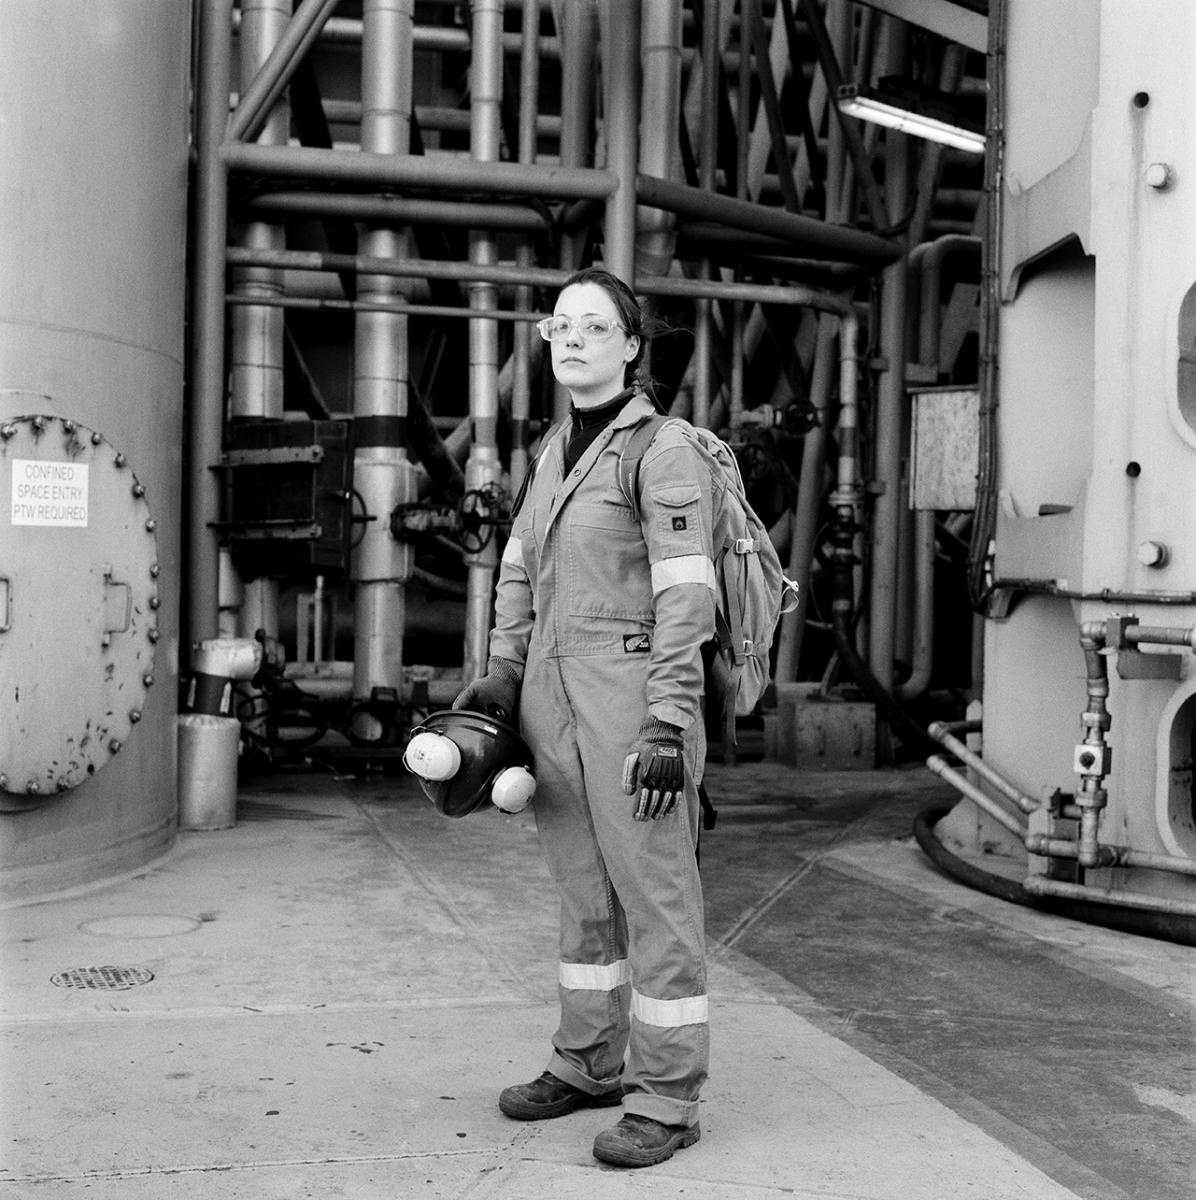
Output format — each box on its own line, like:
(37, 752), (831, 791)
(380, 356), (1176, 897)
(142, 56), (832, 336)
(177, 714), (241, 831)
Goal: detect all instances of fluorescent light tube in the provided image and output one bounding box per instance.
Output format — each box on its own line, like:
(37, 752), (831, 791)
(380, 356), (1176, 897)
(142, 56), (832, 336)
(836, 85), (986, 155)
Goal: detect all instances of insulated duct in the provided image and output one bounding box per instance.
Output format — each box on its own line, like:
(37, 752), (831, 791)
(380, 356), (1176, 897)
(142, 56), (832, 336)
(349, 0), (417, 741)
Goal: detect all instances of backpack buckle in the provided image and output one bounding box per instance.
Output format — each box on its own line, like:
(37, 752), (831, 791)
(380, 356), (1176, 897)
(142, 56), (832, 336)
(733, 536), (757, 555)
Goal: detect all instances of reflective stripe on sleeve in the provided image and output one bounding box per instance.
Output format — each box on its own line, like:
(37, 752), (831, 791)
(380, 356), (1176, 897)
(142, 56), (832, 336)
(501, 536), (523, 565)
(650, 554), (716, 596)
(559, 959), (632, 991)
(630, 988), (709, 1027)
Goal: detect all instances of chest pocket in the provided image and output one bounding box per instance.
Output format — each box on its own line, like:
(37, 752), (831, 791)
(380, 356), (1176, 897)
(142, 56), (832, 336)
(565, 502), (653, 621)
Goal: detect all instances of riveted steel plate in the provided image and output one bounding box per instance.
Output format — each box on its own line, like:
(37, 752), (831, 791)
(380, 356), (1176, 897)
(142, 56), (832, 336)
(0, 414), (159, 800)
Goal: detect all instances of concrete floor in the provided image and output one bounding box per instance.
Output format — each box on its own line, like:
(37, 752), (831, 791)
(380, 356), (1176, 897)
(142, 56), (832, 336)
(1, 755), (1193, 1199)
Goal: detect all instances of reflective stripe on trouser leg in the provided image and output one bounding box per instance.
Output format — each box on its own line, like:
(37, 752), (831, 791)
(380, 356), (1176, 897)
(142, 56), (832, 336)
(521, 652), (630, 1094)
(568, 654), (709, 1129)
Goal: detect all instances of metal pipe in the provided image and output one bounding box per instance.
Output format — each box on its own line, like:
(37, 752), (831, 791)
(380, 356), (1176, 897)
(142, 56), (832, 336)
(774, 313), (836, 682)
(931, 624), (1196, 888)
(227, 145), (897, 265)
(635, 174), (900, 266)
(914, 235), (983, 367)
(635, 1), (682, 280)
(510, 0), (541, 496)
(1074, 621), (1112, 868)
(245, 192), (551, 231)
(227, 294), (537, 322)
(1126, 624), (1196, 650)
(1023, 837), (1196, 877)
(926, 755), (1027, 839)
(601, 0), (641, 282)
(312, 99), (564, 139)
(231, 0), (289, 426)
(228, 246), (870, 315)
(671, 225), (868, 272)
(1024, 874), (1196, 918)
(866, 19), (912, 707)
(692, 0), (720, 429)
(221, 141), (617, 201)
(895, 236), (983, 703)
(187, 0), (235, 644)
(227, 245), (573, 289)
(991, 578), (1196, 605)
(930, 757), (1196, 885)
(230, 0), (291, 687)
(226, 0), (340, 144)
(263, 11), (563, 58)
(462, 0), (506, 683)
(926, 720), (1040, 815)
(350, 0), (417, 741)
(553, 0), (599, 417)
(637, 274), (849, 311)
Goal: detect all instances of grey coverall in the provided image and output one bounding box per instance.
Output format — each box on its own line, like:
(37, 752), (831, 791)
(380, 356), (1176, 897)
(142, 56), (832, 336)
(490, 391), (717, 1129)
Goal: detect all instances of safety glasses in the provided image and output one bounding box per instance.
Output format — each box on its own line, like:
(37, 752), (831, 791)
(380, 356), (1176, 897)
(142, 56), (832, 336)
(536, 314), (625, 343)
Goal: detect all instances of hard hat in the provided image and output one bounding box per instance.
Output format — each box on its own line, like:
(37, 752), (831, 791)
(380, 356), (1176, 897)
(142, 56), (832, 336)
(403, 708), (536, 818)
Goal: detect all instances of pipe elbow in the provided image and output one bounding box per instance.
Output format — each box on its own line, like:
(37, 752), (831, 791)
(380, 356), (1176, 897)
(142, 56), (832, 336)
(1079, 620), (1106, 649)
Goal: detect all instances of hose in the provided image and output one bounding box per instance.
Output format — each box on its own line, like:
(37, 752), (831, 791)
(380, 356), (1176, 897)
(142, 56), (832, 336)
(913, 806), (1196, 947)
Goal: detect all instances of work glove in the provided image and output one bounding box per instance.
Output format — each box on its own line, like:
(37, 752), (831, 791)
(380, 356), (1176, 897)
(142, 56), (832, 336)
(622, 716), (685, 821)
(452, 657), (521, 722)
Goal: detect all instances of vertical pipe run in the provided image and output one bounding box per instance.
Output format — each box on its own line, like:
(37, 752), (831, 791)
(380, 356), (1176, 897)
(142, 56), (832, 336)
(635, 2), (682, 282)
(692, 0), (720, 430)
(227, 0), (343, 144)
(351, 0), (416, 736)
(866, 18), (911, 705)
(729, 0), (751, 433)
(774, 313), (836, 681)
(188, 0), (236, 644)
(462, 0), (505, 683)
(510, 0), (541, 494)
(232, 0), (290, 656)
(600, 0), (642, 283)
(554, 0), (598, 419)
(895, 235), (982, 702)
(1076, 622), (1113, 867)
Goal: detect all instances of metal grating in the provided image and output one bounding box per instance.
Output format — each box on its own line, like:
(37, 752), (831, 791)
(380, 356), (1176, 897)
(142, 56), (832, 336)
(50, 965), (154, 991)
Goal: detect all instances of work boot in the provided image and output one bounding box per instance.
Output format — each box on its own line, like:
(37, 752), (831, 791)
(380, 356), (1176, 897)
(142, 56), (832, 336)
(592, 1113), (701, 1167)
(498, 1071), (623, 1121)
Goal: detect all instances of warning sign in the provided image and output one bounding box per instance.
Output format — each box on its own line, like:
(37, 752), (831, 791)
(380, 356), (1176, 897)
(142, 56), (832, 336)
(10, 459), (90, 527)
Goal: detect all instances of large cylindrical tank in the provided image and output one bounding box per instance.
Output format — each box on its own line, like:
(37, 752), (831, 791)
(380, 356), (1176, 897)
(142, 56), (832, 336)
(0, 1), (191, 900)
(939, 0), (1196, 908)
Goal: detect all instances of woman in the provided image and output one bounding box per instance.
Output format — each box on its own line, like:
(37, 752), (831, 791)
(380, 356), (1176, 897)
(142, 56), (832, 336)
(454, 267), (717, 1168)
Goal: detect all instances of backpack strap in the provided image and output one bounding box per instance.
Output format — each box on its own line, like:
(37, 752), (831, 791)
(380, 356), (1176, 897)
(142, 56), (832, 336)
(616, 414), (669, 521)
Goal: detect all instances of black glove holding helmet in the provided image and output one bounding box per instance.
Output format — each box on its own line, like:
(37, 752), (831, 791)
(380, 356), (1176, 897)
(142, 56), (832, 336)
(453, 657), (521, 722)
(621, 716), (685, 821)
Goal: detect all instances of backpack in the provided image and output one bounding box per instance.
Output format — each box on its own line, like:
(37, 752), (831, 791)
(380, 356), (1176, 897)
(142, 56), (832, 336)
(617, 415), (799, 751)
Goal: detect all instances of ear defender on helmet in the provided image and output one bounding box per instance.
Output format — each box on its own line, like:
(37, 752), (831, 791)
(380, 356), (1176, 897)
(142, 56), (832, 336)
(490, 765), (536, 813)
(403, 709), (536, 818)
(402, 730), (461, 780)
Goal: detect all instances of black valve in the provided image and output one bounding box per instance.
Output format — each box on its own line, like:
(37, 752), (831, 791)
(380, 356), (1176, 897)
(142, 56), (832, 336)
(389, 501), (458, 542)
(457, 483), (510, 554)
(389, 481), (511, 555)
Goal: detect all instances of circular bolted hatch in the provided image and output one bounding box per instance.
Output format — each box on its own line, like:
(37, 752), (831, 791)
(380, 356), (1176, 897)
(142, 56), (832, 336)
(0, 414), (160, 804)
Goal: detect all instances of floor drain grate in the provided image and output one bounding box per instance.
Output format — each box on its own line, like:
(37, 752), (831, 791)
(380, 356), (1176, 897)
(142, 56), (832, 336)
(50, 965), (155, 991)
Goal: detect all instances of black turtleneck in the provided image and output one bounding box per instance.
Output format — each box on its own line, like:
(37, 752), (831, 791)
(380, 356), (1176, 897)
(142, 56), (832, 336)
(564, 387), (636, 473)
